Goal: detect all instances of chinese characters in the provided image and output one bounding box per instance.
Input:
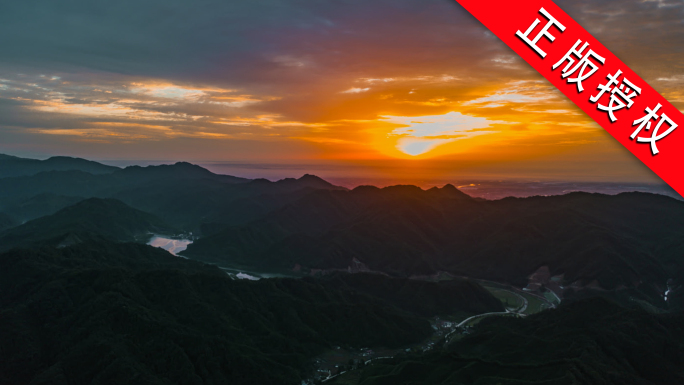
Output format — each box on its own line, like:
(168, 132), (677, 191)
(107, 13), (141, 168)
(590, 70), (642, 122)
(516, 8), (566, 58)
(631, 104), (678, 155)
(516, 7), (677, 156)
(553, 40), (605, 93)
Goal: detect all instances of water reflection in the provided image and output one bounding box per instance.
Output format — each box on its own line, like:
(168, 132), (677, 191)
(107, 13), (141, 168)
(148, 235), (193, 256)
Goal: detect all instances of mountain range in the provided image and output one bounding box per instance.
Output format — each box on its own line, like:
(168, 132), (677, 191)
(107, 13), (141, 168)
(1, 154), (682, 309)
(332, 297), (684, 385)
(0, 153), (683, 384)
(0, 241), (502, 385)
(0, 198), (175, 251)
(0, 154), (119, 178)
(0, 159), (340, 228)
(183, 185), (684, 306)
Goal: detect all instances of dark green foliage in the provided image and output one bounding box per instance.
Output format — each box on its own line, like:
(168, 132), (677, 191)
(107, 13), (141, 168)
(309, 273), (504, 317)
(185, 188), (684, 293)
(668, 269), (684, 312)
(0, 155), (683, 384)
(0, 160), (346, 231)
(563, 284), (669, 313)
(0, 193), (85, 222)
(0, 198), (176, 250)
(342, 298), (684, 385)
(0, 211), (18, 232)
(0, 242), (434, 385)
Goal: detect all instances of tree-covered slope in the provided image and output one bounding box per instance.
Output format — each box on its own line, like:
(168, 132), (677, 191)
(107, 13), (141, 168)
(310, 272), (504, 317)
(0, 242), (434, 385)
(338, 298), (684, 385)
(184, 188), (684, 293)
(0, 160), (346, 231)
(0, 211), (18, 232)
(0, 193), (85, 223)
(0, 198), (175, 250)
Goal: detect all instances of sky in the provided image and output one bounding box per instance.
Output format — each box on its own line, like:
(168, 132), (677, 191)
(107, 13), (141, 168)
(0, 0), (682, 183)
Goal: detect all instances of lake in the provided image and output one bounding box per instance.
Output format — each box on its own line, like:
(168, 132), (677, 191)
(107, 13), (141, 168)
(148, 235), (193, 256)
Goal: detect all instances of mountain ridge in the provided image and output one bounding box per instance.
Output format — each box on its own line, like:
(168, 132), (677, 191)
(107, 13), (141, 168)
(183, 188), (684, 306)
(0, 198), (175, 251)
(0, 241), (504, 385)
(0, 153), (120, 178)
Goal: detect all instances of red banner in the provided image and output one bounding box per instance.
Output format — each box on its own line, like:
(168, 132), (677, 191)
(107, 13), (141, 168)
(455, 0), (683, 196)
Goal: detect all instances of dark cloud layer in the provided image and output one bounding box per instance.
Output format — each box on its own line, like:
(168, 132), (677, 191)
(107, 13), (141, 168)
(0, 1), (506, 84)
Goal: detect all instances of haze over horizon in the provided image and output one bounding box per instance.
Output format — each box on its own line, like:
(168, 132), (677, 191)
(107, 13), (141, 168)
(3, 152), (679, 200)
(1, 0), (683, 185)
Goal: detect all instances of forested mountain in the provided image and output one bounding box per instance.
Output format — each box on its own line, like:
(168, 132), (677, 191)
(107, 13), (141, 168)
(0, 241), (501, 385)
(335, 298), (684, 385)
(0, 212), (17, 232)
(0, 154), (119, 178)
(1, 155), (684, 384)
(1, 156), (682, 307)
(310, 273), (504, 317)
(0, 158), (346, 231)
(0, 193), (85, 223)
(0, 198), (175, 251)
(184, 186), (684, 296)
(0, 162), (249, 203)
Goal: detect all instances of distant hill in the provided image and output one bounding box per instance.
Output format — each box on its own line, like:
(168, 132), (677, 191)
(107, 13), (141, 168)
(0, 161), (348, 231)
(2, 154), (683, 311)
(0, 162), (249, 203)
(338, 297), (684, 385)
(0, 153), (683, 385)
(0, 154), (119, 178)
(183, 187), (684, 305)
(0, 193), (85, 223)
(114, 161), (248, 183)
(0, 198), (175, 250)
(0, 242), (438, 385)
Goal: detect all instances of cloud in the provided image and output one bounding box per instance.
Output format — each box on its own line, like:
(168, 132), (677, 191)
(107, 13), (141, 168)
(384, 112), (500, 155)
(0, 0), (680, 183)
(462, 81), (559, 108)
(656, 76), (684, 83)
(342, 87), (370, 94)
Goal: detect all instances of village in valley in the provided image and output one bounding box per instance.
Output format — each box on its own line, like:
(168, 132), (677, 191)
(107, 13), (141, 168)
(304, 276), (558, 384)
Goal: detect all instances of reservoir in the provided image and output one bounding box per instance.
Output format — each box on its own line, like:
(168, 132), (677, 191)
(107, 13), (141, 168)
(148, 235), (193, 256)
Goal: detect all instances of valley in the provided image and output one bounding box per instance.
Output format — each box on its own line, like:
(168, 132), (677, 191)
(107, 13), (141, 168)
(147, 235), (194, 256)
(0, 154), (682, 385)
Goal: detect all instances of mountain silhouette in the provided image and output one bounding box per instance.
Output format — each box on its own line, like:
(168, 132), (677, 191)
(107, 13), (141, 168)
(0, 241), (503, 385)
(184, 188), (684, 302)
(0, 198), (175, 250)
(0, 154), (683, 384)
(0, 160), (348, 230)
(0, 154), (119, 178)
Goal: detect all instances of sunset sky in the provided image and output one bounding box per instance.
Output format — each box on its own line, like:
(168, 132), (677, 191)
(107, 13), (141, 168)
(0, 0), (682, 183)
